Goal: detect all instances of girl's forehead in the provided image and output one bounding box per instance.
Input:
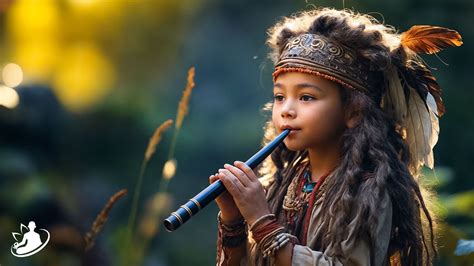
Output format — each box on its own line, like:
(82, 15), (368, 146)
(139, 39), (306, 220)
(276, 71), (328, 83)
(274, 72), (338, 91)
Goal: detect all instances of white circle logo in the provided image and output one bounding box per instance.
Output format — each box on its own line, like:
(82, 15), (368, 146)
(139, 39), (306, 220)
(10, 221), (50, 258)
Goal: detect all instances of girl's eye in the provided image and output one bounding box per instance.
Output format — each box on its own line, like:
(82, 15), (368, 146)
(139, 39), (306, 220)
(301, 95), (315, 101)
(273, 95), (284, 102)
(273, 95), (315, 102)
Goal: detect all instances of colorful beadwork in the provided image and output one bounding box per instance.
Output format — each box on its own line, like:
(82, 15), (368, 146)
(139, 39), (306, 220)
(301, 170), (316, 193)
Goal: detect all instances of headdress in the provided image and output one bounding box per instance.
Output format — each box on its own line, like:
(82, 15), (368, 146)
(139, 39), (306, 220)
(272, 25), (462, 175)
(273, 33), (373, 93)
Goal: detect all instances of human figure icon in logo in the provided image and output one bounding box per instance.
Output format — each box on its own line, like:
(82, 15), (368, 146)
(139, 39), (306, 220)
(12, 221), (42, 255)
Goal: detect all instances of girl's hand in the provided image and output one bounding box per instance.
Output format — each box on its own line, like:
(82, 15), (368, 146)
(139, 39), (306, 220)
(209, 173), (242, 223)
(217, 161), (271, 225)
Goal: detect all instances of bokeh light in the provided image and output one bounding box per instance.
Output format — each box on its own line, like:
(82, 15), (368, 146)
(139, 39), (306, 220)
(6, 0), (60, 82)
(2, 63), (23, 88)
(163, 159), (177, 180)
(52, 43), (115, 112)
(0, 85), (20, 109)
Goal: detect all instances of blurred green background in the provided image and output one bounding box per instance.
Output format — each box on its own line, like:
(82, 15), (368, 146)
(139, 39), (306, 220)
(0, 0), (472, 265)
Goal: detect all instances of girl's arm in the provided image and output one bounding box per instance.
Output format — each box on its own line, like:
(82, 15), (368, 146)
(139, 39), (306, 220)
(216, 240), (247, 266)
(274, 189), (392, 266)
(213, 161), (274, 265)
(216, 212), (248, 266)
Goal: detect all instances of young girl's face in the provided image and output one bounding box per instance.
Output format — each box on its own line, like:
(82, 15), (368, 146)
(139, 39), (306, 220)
(272, 72), (347, 151)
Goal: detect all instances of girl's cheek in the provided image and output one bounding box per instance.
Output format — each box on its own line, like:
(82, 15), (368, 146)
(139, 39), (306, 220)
(272, 108), (280, 123)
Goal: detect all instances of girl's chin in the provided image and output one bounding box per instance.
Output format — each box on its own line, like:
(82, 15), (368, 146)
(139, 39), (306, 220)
(283, 140), (305, 151)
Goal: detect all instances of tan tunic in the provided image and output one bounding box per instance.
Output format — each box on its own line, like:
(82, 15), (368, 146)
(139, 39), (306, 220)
(216, 177), (393, 266)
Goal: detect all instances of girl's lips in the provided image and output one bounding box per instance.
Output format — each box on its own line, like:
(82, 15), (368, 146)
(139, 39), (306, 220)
(287, 129), (300, 136)
(281, 126), (300, 131)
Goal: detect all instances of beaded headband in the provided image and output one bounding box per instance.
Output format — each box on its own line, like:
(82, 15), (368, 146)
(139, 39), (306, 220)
(272, 33), (372, 94)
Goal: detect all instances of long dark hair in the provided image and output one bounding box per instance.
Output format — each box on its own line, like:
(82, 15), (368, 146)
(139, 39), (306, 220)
(256, 8), (438, 265)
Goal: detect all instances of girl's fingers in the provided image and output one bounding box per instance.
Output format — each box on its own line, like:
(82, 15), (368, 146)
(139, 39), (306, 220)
(218, 169), (243, 195)
(209, 174), (218, 184)
(223, 163), (251, 187)
(234, 161), (258, 182)
(209, 172), (223, 184)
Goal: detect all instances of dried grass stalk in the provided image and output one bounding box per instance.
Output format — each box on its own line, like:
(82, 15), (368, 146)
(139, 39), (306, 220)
(144, 119), (173, 162)
(84, 189), (128, 251)
(176, 67), (195, 130)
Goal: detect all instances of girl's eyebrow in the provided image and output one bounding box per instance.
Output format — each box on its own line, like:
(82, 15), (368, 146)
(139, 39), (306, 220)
(274, 82), (323, 93)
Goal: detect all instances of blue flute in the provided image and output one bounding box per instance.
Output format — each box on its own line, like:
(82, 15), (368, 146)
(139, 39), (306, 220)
(163, 129), (290, 232)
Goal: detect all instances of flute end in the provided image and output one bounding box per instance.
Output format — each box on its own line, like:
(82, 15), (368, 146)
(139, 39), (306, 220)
(163, 218), (177, 232)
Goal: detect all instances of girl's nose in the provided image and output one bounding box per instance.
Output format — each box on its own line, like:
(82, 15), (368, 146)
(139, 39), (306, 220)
(281, 102), (296, 118)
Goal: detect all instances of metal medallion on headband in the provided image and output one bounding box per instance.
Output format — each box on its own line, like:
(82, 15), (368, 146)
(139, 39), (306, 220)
(273, 33), (371, 94)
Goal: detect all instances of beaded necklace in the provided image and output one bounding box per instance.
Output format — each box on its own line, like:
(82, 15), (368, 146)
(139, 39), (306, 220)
(282, 162), (336, 244)
(301, 169), (316, 193)
(282, 163), (314, 239)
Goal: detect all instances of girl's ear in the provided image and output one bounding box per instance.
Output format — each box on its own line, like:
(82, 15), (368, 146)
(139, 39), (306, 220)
(344, 107), (363, 128)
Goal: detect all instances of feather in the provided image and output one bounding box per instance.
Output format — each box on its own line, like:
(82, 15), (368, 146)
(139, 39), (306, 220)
(414, 64), (444, 116)
(428, 96), (440, 166)
(400, 60), (445, 117)
(403, 85), (439, 172)
(401, 25), (463, 55)
(391, 25), (461, 173)
(426, 92), (439, 117)
(382, 66), (408, 124)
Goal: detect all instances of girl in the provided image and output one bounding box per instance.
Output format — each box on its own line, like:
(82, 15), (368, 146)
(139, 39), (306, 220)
(209, 7), (462, 266)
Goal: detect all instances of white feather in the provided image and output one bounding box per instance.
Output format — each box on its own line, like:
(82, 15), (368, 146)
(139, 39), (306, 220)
(383, 67), (407, 124)
(382, 67), (442, 174)
(404, 87), (439, 172)
(427, 93), (440, 168)
(426, 92), (438, 116)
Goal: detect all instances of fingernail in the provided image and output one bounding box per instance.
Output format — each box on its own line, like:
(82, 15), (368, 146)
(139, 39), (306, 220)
(224, 164), (230, 167)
